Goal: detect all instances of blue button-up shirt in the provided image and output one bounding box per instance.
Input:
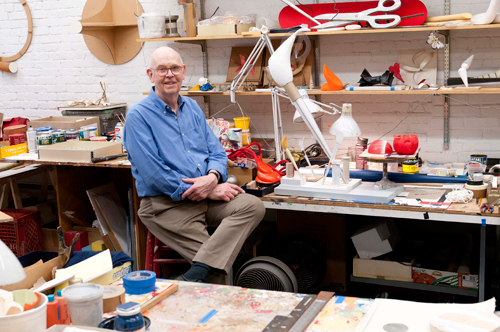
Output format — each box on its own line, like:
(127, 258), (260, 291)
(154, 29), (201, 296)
(124, 88), (228, 201)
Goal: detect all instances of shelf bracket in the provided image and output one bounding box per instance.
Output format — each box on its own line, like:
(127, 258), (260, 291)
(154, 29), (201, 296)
(442, 0), (451, 150)
(443, 29), (450, 150)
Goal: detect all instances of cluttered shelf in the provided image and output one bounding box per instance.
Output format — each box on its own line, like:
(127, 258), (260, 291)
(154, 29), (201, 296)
(137, 23), (500, 42)
(140, 87), (500, 96)
(187, 87), (500, 96)
(15, 157), (131, 169)
(350, 276), (479, 297)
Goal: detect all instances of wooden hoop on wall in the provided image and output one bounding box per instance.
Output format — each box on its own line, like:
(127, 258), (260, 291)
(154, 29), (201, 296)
(0, 0), (33, 62)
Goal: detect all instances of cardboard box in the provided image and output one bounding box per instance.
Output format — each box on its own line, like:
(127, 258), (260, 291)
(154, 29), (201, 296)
(42, 227), (59, 252)
(90, 261), (132, 285)
(29, 116), (101, 135)
(412, 267), (478, 290)
(197, 23), (254, 37)
(227, 166), (257, 186)
(354, 254), (414, 282)
(0, 254), (65, 291)
(38, 141), (123, 163)
(351, 219), (400, 259)
(226, 46), (264, 83)
(0, 143), (28, 159)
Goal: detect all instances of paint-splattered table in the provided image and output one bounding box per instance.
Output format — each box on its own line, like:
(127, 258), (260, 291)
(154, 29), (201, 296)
(143, 281), (372, 332)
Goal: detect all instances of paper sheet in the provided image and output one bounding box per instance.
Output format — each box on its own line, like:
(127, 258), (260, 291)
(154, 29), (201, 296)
(355, 298), (496, 332)
(55, 250), (112, 282)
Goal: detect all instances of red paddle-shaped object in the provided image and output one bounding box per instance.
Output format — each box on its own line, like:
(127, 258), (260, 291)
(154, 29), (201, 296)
(279, 0), (427, 29)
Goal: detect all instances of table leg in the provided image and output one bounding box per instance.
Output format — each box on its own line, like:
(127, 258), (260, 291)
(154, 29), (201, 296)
(9, 178), (23, 209)
(479, 222), (486, 301)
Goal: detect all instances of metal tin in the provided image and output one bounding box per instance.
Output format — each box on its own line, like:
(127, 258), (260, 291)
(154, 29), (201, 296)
(402, 158), (419, 174)
(37, 131), (53, 145)
(9, 133), (25, 145)
(470, 154), (487, 165)
(52, 130), (66, 143)
(87, 127), (98, 139)
(65, 129), (79, 141)
(79, 129), (90, 141)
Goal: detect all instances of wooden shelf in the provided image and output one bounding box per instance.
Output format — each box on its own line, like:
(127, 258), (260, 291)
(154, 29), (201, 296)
(141, 87), (500, 96)
(138, 23), (500, 42)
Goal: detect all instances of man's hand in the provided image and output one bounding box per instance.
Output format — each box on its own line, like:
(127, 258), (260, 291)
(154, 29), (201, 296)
(181, 174), (218, 201)
(207, 183), (245, 202)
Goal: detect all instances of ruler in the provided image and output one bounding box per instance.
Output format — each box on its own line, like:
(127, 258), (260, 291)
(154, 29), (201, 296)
(263, 291), (334, 332)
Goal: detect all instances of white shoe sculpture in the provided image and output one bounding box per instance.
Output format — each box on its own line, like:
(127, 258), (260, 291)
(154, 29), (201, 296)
(471, 0), (500, 24)
(458, 55), (474, 87)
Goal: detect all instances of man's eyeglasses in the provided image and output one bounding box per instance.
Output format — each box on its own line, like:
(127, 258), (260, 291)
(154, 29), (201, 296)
(153, 66), (183, 76)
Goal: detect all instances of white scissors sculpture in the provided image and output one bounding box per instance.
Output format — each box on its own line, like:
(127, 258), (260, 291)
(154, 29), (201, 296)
(280, 0), (402, 29)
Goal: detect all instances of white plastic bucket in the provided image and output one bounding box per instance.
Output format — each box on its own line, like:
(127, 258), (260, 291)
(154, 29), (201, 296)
(62, 283), (104, 327)
(1, 292), (47, 332)
(137, 13), (166, 39)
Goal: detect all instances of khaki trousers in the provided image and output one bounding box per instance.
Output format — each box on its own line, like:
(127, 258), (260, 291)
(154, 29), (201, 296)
(138, 193), (265, 274)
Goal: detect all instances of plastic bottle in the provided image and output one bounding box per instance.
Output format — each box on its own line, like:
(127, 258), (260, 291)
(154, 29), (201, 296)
(27, 126), (37, 154)
(55, 289), (71, 324)
(114, 122), (124, 142)
(114, 302), (145, 332)
(355, 137), (368, 169)
(46, 294), (60, 328)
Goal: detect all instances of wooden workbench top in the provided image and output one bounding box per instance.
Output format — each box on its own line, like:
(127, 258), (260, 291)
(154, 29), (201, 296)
(261, 193), (500, 218)
(15, 157), (131, 168)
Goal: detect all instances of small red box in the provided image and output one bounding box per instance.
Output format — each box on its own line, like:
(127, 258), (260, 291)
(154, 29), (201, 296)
(64, 230), (89, 251)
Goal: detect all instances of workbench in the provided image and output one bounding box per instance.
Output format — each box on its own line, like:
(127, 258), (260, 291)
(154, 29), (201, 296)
(261, 194), (500, 302)
(7, 157), (500, 301)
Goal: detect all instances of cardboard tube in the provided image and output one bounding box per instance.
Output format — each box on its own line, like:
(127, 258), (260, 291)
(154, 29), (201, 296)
(0, 62), (18, 73)
(102, 285), (126, 313)
(283, 82), (301, 102)
(425, 13), (472, 22)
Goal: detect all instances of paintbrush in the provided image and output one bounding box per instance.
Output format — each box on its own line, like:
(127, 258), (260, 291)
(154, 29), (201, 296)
(299, 137), (316, 180)
(281, 136), (301, 177)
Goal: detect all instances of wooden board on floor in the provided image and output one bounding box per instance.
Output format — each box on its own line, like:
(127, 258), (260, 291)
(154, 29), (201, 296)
(95, 193), (128, 254)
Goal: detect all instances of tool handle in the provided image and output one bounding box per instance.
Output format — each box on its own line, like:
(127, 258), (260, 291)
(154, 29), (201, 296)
(286, 149), (302, 177)
(91, 154), (126, 163)
(425, 13), (472, 22)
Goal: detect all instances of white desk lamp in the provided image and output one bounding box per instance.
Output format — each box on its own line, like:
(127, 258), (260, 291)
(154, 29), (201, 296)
(269, 28), (361, 186)
(269, 28), (333, 161)
(0, 239), (26, 286)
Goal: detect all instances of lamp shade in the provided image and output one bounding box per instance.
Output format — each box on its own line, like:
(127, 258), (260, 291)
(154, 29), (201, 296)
(268, 28), (309, 87)
(0, 239), (26, 286)
(329, 103), (361, 137)
(293, 98), (325, 123)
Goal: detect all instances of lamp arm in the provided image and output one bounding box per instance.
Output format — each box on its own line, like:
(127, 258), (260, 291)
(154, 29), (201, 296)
(230, 32), (273, 103)
(273, 88), (340, 115)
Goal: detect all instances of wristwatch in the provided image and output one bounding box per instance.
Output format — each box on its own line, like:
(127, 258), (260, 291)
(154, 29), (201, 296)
(208, 169), (222, 183)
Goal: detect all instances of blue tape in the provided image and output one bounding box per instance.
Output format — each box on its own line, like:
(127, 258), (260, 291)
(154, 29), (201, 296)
(123, 270), (156, 295)
(199, 309), (218, 323)
(482, 218), (486, 226)
(335, 296), (346, 303)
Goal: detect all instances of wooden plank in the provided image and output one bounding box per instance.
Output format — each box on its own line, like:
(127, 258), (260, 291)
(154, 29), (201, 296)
(9, 178), (23, 209)
(140, 283), (178, 313)
(138, 23), (500, 42)
(95, 193), (128, 253)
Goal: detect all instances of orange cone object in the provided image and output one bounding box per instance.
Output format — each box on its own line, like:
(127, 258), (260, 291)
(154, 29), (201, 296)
(321, 65), (343, 91)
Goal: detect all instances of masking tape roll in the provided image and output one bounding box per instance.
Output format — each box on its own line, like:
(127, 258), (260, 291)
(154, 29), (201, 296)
(102, 285), (126, 313)
(123, 270), (157, 295)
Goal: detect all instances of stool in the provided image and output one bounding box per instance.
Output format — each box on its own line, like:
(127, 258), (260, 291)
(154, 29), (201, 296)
(145, 231), (190, 276)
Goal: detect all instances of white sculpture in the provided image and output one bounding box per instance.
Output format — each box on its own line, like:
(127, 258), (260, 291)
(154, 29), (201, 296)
(471, 0), (500, 24)
(458, 55), (474, 87)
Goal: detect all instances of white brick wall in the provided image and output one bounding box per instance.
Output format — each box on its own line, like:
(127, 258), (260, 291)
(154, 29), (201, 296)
(1, 0), (499, 163)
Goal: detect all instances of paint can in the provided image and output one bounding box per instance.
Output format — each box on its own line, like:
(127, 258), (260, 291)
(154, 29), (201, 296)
(65, 129), (79, 141)
(37, 131), (53, 146)
(87, 127), (98, 139)
(9, 134), (25, 146)
(470, 154), (487, 165)
(79, 129), (90, 141)
(52, 130), (66, 143)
